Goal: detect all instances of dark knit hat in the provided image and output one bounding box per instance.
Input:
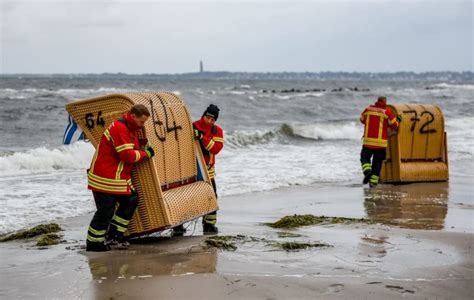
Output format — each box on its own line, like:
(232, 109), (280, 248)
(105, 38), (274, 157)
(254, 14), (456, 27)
(203, 104), (220, 120)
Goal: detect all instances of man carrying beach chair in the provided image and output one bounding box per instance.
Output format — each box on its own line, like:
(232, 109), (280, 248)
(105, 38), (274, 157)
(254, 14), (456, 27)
(86, 104), (155, 251)
(174, 104), (224, 235)
(359, 96), (400, 187)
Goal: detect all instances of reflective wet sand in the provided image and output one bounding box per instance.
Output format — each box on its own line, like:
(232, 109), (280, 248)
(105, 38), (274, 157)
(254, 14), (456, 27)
(0, 177), (472, 299)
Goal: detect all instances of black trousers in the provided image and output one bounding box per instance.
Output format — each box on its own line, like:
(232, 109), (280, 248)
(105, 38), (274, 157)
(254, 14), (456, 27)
(360, 147), (386, 179)
(86, 191), (138, 243)
(203, 179), (217, 225)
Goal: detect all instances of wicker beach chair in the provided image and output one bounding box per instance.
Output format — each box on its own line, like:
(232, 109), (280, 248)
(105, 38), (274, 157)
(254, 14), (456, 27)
(66, 92), (218, 237)
(381, 104), (449, 183)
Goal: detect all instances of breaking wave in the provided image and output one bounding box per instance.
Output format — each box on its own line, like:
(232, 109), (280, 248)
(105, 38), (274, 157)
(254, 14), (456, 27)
(432, 83), (474, 90)
(0, 142), (94, 177)
(0, 87), (131, 99)
(225, 121), (362, 148)
(281, 121), (362, 141)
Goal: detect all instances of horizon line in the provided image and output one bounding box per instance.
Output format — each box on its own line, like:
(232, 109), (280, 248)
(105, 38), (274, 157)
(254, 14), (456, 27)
(1, 70), (472, 76)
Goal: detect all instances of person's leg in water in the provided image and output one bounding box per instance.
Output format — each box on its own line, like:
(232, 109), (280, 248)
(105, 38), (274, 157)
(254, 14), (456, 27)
(107, 191), (138, 248)
(360, 147), (373, 185)
(86, 192), (116, 252)
(369, 148), (386, 187)
(203, 179), (218, 234)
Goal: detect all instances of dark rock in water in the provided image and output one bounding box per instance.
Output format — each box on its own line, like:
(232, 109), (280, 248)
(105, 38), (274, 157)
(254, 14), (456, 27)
(281, 88), (301, 93)
(262, 89), (268, 93)
(331, 87), (343, 92)
(349, 87), (370, 92)
(271, 90), (276, 93)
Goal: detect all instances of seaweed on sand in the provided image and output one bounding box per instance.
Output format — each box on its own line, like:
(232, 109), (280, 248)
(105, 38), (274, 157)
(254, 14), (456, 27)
(276, 232), (303, 238)
(0, 223), (62, 242)
(204, 235), (266, 251)
(271, 241), (332, 252)
(36, 233), (62, 246)
(204, 235), (238, 251)
(268, 214), (374, 229)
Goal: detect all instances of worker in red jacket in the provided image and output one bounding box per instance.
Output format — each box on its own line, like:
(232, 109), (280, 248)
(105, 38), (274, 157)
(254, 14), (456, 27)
(86, 104), (155, 251)
(192, 104), (224, 234)
(360, 96), (400, 187)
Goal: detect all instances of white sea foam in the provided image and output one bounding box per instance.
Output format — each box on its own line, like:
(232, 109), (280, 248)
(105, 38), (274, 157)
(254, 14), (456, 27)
(445, 117), (474, 159)
(0, 142), (96, 233)
(0, 141), (94, 177)
(217, 141), (361, 197)
(433, 83), (474, 90)
(0, 87), (132, 99)
(228, 91), (246, 95)
(290, 122), (362, 140)
(294, 92), (325, 98)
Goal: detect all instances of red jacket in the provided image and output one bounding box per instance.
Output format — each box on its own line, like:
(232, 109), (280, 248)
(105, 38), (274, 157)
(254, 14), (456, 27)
(360, 101), (399, 148)
(193, 118), (224, 179)
(88, 112), (148, 194)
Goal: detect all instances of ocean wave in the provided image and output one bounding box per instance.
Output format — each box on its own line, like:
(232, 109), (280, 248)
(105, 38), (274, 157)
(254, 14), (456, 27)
(225, 130), (279, 148)
(445, 116), (474, 131)
(281, 122), (362, 141)
(0, 142), (94, 177)
(0, 87), (130, 99)
(225, 121), (362, 148)
(432, 83), (474, 90)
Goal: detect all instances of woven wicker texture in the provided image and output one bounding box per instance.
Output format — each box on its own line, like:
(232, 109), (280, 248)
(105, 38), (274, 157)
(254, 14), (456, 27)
(65, 92), (218, 237)
(163, 181), (218, 225)
(380, 104), (448, 183)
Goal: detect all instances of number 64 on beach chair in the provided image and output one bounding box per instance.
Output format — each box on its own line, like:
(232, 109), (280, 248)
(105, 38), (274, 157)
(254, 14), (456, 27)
(66, 92), (218, 237)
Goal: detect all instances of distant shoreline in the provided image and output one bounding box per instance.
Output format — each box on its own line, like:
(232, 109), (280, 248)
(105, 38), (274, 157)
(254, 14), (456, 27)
(1, 71), (473, 81)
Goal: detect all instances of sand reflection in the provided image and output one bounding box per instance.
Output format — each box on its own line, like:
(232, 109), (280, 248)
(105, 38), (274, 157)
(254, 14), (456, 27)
(85, 237), (217, 281)
(364, 182), (448, 229)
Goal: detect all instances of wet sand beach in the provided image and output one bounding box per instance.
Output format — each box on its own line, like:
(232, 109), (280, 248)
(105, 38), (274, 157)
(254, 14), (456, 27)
(1, 177), (473, 299)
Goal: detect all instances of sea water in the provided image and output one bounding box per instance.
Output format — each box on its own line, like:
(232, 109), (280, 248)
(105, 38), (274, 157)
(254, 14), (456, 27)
(1, 76), (473, 233)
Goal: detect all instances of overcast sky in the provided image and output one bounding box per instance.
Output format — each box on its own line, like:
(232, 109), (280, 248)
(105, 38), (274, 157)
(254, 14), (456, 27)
(0, 0), (472, 74)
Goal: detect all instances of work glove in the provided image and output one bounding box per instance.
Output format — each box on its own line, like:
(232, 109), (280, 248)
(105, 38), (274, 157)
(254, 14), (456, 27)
(144, 145), (155, 158)
(139, 138), (148, 149)
(396, 115), (402, 123)
(194, 129), (204, 140)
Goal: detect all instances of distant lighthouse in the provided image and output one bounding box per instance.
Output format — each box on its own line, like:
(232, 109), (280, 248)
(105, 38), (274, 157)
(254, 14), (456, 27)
(200, 60), (204, 73)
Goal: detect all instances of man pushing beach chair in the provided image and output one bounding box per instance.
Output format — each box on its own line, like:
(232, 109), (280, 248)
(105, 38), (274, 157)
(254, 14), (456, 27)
(359, 96), (449, 186)
(66, 92), (221, 251)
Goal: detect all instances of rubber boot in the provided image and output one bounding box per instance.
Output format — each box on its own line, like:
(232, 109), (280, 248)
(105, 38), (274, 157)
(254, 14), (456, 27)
(369, 174), (379, 188)
(172, 224), (186, 237)
(86, 241), (111, 252)
(363, 170), (372, 185)
(203, 223), (218, 235)
(107, 225), (129, 249)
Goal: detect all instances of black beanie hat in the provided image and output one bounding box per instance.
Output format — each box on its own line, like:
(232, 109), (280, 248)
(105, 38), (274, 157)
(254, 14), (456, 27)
(203, 104), (220, 120)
